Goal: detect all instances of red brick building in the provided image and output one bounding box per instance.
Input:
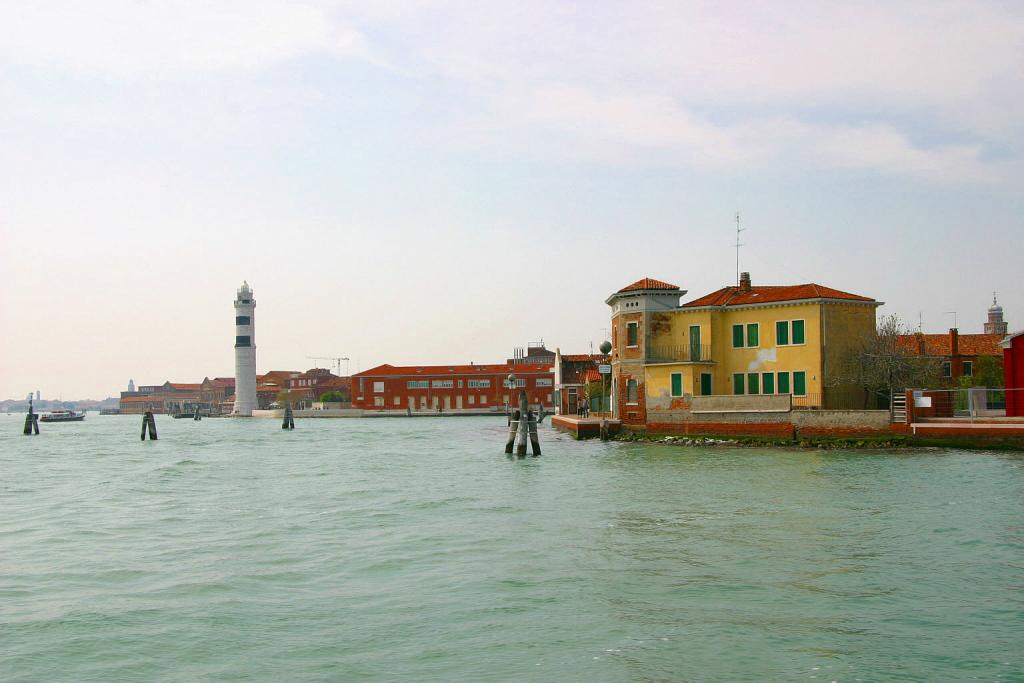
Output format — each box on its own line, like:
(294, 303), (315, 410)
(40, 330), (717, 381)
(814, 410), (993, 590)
(352, 362), (554, 413)
(896, 329), (1003, 384)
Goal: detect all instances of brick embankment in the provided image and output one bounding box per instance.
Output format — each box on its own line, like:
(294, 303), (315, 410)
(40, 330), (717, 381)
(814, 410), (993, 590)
(551, 415), (622, 439)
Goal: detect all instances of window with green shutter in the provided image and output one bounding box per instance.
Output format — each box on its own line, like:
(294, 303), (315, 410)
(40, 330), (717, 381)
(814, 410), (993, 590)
(732, 324), (744, 348)
(762, 372), (775, 394)
(777, 371), (790, 394)
(792, 320), (805, 345)
(747, 373), (759, 394)
(700, 373), (712, 396)
(793, 371), (807, 396)
(670, 373), (682, 397)
(733, 373), (745, 395)
(776, 320), (789, 345)
(746, 323), (759, 347)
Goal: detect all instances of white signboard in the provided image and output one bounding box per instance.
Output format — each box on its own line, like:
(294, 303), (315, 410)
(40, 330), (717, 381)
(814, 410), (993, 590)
(598, 364), (612, 374)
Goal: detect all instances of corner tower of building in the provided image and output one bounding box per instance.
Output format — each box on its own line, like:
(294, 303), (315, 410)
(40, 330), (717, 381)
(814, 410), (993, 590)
(232, 281), (257, 416)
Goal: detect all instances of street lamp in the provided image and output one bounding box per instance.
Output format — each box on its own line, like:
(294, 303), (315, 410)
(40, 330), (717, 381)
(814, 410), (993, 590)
(599, 340), (612, 416)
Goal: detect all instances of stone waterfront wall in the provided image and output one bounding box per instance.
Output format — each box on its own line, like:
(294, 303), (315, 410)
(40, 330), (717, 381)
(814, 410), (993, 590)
(792, 410), (891, 437)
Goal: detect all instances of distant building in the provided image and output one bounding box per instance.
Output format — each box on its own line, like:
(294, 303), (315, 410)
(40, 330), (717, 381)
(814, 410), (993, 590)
(553, 350), (604, 415)
(508, 342), (556, 366)
(985, 295), (1009, 336)
(897, 330), (1003, 384)
(128, 379), (135, 393)
(257, 370), (300, 409)
(352, 362), (553, 412)
(287, 368), (351, 408)
(35, 390), (40, 401)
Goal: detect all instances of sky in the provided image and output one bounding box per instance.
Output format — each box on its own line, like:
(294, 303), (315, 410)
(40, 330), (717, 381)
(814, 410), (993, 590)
(1, 1), (1022, 399)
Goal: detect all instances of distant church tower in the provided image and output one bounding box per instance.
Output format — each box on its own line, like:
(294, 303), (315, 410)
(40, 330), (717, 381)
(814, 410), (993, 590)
(984, 294), (1008, 336)
(233, 281), (257, 416)
(128, 379), (136, 393)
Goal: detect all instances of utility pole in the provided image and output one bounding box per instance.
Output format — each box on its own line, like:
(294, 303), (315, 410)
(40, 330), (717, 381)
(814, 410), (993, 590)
(734, 212), (744, 286)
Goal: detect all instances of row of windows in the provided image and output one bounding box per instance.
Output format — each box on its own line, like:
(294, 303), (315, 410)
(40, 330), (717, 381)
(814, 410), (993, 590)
(942, 361), (973, 378)
(372, 394), (554, 407)
(669, 372), (713, 397)
(732, 371), (807, 396)
(731, 320), (805, 349)
(393, 377), (547, 392)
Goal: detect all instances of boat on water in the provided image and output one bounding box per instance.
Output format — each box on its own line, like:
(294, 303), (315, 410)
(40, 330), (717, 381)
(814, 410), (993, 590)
(40, 409), (85, 423)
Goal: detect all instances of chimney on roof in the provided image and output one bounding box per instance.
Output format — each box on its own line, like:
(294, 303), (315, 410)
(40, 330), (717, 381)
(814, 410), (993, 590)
(949, 328), (959, 357)
(739, 271), (752, 291)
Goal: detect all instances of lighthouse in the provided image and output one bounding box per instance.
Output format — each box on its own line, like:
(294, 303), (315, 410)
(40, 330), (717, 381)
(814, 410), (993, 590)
(232, 281), (257, 416)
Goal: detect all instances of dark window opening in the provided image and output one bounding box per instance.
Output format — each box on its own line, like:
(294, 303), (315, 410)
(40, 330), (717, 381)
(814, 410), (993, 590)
(235, 315), (251, 325)
(235, 335), (251, 347)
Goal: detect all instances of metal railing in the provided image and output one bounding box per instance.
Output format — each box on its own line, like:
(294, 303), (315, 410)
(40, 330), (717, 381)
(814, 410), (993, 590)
(905, 387), (1021, 422)
(644, 344), (713, 363)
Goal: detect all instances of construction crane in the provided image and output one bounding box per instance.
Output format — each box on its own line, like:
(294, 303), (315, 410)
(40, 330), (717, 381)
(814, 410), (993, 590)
(307, 356), (350, 376)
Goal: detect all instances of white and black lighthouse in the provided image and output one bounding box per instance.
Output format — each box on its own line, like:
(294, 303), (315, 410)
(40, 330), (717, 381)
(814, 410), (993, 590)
(233, 281), (257, 416)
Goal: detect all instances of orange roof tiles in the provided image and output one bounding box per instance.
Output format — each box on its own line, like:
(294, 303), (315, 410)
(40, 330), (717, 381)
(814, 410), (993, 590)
(683, 283), (875, 307)
(561, 354), (604, 362)
(897, 333), (1003, 357)
(167, 383), (202, 391)
(618, 277), (681, 293)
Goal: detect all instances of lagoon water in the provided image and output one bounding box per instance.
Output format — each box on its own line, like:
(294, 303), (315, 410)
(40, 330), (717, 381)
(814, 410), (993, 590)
(1, 415), (1022, 681)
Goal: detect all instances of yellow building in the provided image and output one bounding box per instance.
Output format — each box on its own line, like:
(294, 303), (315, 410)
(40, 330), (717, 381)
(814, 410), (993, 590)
(606, 273), (881, 424)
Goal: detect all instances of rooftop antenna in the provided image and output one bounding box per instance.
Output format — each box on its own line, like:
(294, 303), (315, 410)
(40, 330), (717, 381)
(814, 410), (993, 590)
(734, 211), (744, 286)
(944, 311), (958, 330)
(918, 311), (923, 332)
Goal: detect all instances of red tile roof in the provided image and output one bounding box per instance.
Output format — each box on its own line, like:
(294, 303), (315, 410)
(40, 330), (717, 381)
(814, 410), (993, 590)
(354, 363), (552, 377)
(618, 277), (680, 293)
(121, 396), (162, 403)
(683, 283), (875, 307)
(167, 383), (202, 391)
(896, 333), (1003, 357)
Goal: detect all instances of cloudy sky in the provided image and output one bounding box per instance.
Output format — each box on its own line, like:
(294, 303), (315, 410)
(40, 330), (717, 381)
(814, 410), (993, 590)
(1, 1), (1022, 399)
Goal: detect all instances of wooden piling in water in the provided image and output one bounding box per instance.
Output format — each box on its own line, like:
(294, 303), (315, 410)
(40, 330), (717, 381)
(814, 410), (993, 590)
(282, 405), (295, 430)
(514, 391), (529, 457)
(141, 411), (157, 440)
(528, 410), (541, 456)
(505, 409), (519, 454)
(23, 405), (39, 435)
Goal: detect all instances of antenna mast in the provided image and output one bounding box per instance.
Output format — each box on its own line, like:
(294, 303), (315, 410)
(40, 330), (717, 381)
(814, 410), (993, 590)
(734, 212), (744, 286)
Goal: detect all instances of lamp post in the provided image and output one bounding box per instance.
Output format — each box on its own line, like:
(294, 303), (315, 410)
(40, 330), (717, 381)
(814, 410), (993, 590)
(599, 340), (612, 416)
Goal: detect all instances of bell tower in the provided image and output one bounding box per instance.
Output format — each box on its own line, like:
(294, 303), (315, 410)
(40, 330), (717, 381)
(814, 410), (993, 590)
(984, 294), (1008, 336)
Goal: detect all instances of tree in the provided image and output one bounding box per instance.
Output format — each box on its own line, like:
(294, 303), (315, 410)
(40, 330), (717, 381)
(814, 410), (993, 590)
(959, 355), (1004, 389)
(830, 314), (942, 407)
(319, 390), (348, 403)
(275, 389), (302, 407)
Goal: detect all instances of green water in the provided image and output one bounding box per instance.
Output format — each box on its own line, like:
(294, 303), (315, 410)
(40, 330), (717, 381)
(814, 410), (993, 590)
(1, 415), (1022, 682)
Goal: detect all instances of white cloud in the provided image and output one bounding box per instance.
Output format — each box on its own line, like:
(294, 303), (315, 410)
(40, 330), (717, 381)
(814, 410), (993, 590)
(0, 0), (375, 77)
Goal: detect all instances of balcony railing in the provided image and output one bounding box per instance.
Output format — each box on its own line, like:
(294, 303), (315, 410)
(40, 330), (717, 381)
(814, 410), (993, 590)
(644, 344), (713, 363)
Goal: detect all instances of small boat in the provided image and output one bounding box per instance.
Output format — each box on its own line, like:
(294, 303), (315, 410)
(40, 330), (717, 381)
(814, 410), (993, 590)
(40, 409), (85, 423)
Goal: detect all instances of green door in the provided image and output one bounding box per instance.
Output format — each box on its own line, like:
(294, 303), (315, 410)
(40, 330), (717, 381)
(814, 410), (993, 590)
(671, 373), (683, 397)
(689, 325), (701, 361)
(700, 373), (712, 396)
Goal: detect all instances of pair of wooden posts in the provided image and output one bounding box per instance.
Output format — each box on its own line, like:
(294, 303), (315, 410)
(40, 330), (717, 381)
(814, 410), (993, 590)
(282, 405), (295, 430)
(141, 411), (158, 440)
(23, 400), (39, 435)
(505, 390), (541, 457)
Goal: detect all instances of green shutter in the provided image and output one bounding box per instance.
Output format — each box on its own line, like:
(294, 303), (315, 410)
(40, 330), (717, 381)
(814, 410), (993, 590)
(671, 373), (682, 397)
(792, 320), (805, 345)
(778, 372), (790, 394)
(776, 320), (789, 345)
(747, 373), (759, 394)
(700, 373), (712, 396)
(746, 323), (759, 347)
(762, 372), (775, 394)
(733, 373), (745, 395)
(793, 371), (806, 396)
(732, 324), (744, 348)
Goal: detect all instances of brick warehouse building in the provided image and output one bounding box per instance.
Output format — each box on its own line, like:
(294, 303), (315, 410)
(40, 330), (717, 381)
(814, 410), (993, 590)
(352, 362), (554, 413)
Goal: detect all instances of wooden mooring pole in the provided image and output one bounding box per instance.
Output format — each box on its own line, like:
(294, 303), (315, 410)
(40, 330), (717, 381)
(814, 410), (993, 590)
(282, 405), (295, 430)
(23, 398), (39, 435)
(504, 374), (541, 457)
(141, 410), (158, 441)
